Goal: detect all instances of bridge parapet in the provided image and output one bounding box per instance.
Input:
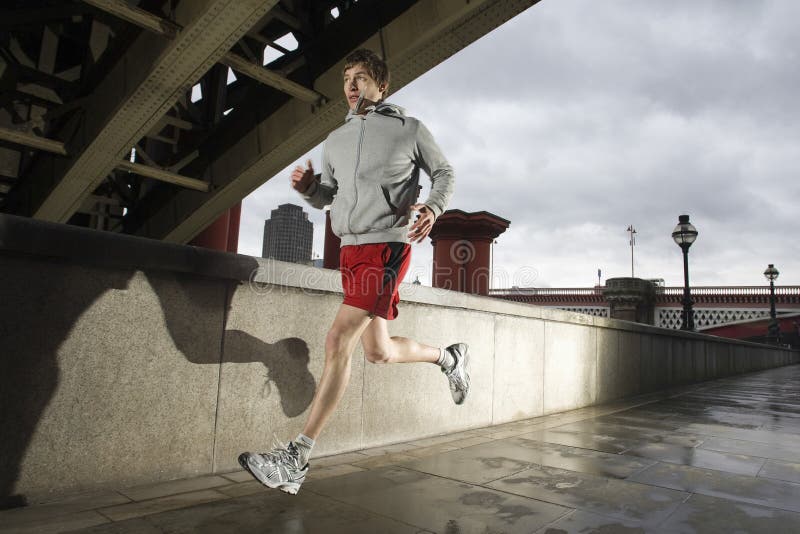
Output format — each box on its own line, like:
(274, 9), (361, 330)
(1, 213), (798, 505)
(491, 286), (800, 331)
(657, 286), (800, 306)
(491, 286), (800, 305)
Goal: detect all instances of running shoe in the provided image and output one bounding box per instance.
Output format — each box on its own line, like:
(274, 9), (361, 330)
(238, 440), (308, 495)
(443, 343), (470, 405)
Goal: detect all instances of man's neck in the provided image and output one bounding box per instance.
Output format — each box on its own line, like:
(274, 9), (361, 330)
(354, 97), (381, 115)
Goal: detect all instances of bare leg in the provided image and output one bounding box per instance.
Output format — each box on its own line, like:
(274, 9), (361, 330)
(301, 304), (373, 440)
(360, 316), (440, 364)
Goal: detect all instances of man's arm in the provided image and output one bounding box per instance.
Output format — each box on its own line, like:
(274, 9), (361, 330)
(408, 120), (454, 242)
(412, 120), (454, 218)
(292, 148), (337, 209)
(301, 178), (337, 209)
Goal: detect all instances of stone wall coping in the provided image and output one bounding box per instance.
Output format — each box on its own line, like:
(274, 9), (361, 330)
(2, 213), (794, 352)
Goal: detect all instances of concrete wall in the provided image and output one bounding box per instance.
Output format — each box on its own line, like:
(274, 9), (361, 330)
(1, 214), (798, 504)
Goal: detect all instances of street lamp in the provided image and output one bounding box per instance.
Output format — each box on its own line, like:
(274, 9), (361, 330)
(764, 264), (780, 344)
(672, 215), (698, 331)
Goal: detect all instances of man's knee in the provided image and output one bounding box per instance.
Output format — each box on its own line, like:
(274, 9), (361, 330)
(364, 347), (392, 364)
(325, 328), (355, 359)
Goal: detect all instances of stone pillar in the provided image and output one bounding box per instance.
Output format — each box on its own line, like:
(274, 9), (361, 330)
(225, 202), (241, 254)
(190, 202), (241, 253)
(602, 277), (656, 324)
(429, 210), (509, 295)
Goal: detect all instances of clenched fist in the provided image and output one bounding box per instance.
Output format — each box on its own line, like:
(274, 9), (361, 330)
(290, 159), (315, 193)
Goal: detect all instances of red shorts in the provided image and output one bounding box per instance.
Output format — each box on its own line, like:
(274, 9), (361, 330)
(340, 242), (411, 320)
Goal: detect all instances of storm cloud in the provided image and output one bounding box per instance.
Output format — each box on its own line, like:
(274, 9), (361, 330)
(240, 0), (800, 288)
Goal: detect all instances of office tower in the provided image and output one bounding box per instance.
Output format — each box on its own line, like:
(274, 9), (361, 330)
(262, 203), (313, 264)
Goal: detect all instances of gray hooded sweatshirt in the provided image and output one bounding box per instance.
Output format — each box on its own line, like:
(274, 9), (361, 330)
(302, 102), (454, 246)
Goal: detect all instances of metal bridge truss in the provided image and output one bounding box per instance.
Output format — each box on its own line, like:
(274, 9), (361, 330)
(0, 0), (540, 242)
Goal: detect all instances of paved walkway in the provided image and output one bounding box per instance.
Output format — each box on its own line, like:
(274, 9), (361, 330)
(3, 365), (800, 533)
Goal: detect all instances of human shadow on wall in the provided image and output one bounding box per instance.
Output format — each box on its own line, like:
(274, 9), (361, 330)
(223, 332), (315, 417)
(144, 272), (317, 418)
(1, 257), (316, 509)
(0, 262), (135, 510)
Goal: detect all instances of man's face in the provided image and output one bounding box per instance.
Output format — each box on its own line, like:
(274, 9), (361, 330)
(343, 63), (385, 110)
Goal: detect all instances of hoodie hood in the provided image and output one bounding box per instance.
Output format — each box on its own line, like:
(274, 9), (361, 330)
(345, 101), (406, 123)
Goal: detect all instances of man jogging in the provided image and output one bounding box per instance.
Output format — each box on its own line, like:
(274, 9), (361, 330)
(239, 49), (469, 495)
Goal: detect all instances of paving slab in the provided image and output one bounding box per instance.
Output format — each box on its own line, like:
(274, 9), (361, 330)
(486, 464), (688, 526)
(117, 474), (231, 501)
(446, 435), (497, 449)
(402, 442), (461, 458)
(307, 463), (366, 480)
(553, 420), (668, 436)
(307, 466), (570, 534)
(554, 419), (691, 441)
(357, 442), (420, 456)
(219, 470), (257, 483)
(57, 518), (161, 534)
(214, 480), (266, 499)
(73, 490), (429, 534)
(96, 489), (229, 522)
(0, 510), (110, 534)
(757, 459), (800, 484)
(350, 452), (418, 470)
(521, 427), (644, 454)
(677, 422), (800, 447)
(404, 433), (470, 448)
(0, 490), (127, 532)
(404, 437), (655, 484)
(533, 509), (649, 533)
(699, 436), (800, 463)
(309, 451), (369, 468)
(622, 442), (766, 476)
(628, 461), (800, 513)
(657, 493), (800, 534)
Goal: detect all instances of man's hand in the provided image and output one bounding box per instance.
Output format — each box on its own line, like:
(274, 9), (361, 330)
(290, 159), (315, 193)
(408, 204), (435, 243)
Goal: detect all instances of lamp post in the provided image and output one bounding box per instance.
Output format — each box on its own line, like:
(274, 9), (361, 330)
(671, 215), (698, 331)
(764, 264), (780, 344)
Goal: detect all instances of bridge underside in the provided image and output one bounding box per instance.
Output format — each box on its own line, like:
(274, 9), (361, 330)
(0, 0), (540, 243)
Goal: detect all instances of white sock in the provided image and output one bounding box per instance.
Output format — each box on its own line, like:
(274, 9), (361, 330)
(436, 346), (455, 371)
(294, 433), (315, 465)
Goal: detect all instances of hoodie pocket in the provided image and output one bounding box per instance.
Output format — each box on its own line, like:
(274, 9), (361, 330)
(349, 184), (396, 234)
(370, 185), (398, 230)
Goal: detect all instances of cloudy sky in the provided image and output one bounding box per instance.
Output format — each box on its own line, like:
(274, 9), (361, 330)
(239, 0), (800, 288)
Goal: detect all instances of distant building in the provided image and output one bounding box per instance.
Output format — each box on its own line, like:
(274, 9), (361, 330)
(262, 203), (313, 264)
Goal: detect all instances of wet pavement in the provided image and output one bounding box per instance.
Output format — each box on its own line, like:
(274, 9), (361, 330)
(3, 365), (800, 533)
